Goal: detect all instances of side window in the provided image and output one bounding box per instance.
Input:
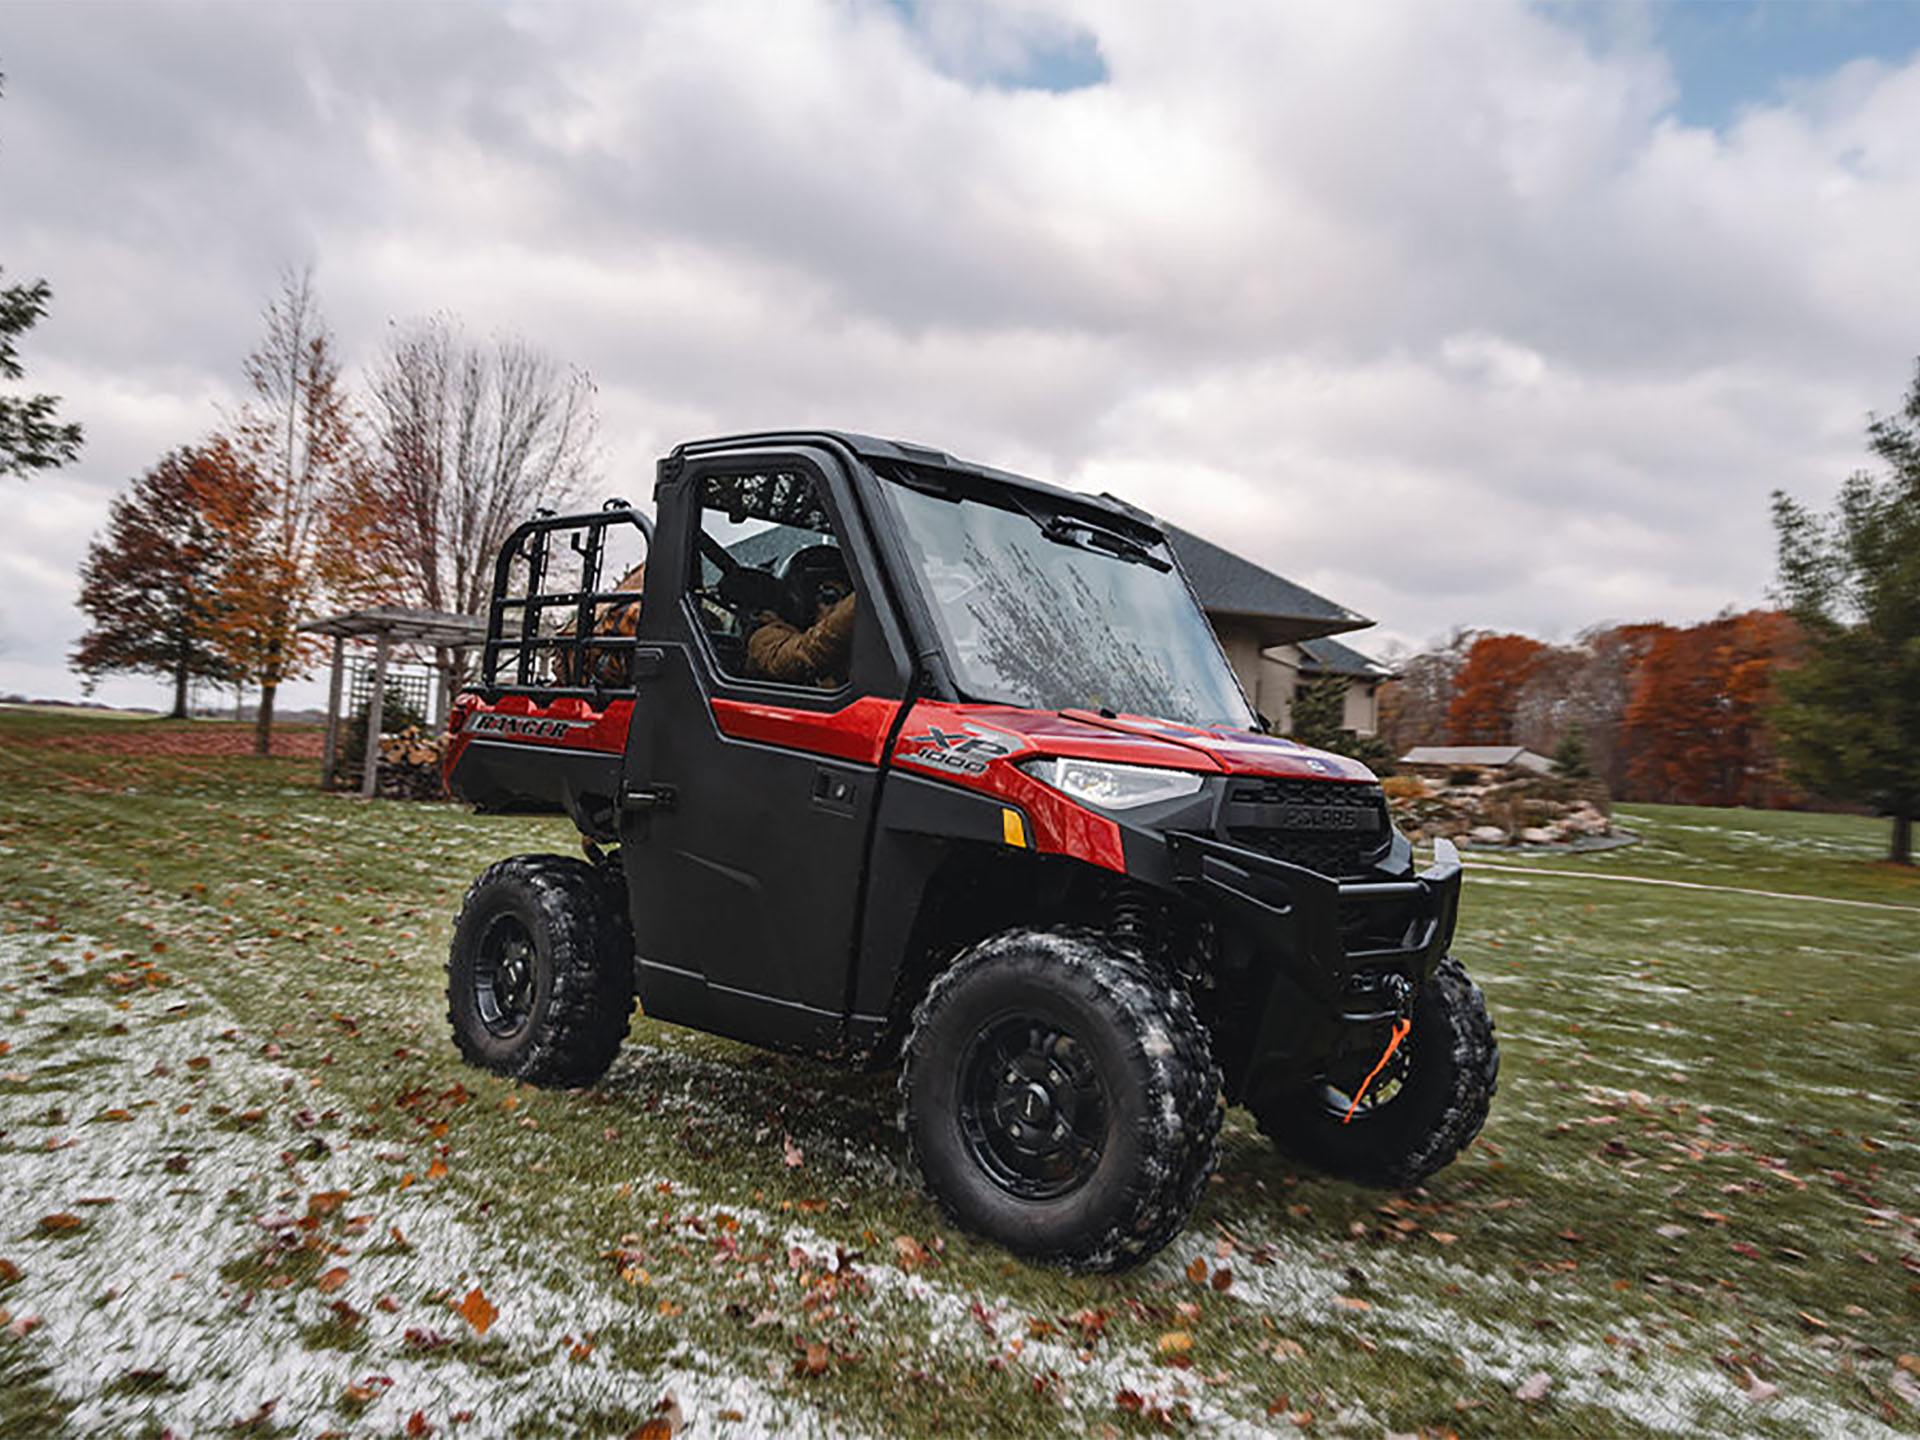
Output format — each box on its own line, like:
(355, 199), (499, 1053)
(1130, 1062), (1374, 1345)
(691, 471), (857, 690)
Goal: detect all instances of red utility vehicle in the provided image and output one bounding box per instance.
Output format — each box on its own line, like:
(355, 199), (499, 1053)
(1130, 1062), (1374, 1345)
(443, 431), (1495, 1268)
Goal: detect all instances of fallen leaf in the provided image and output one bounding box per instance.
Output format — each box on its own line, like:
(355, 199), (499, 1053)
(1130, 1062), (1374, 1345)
(1741, 1370), (1778, 1403)
(406, 1411), (432, 1437)
(782, 1135), (804, 1168)
(1897, 1355), (1920, 1377)
(0, 1260), (19, 1284)
(1157, 1330), (1193, 1355)
(457, 1286), (496, 1335)
(36, 1215), (83, 1234)
(1889, 1370), (1920, 1410)
(1333, 1296), (1370, 1312)
(1428, 1231), (1458, 1245)
(1656, 1224), (1690, 1240)
(892, 1235), (926, 1272)
(630, 1390), (683, 1439)
(1185, 1255), (1208, 1285)
(7, 1314), (42, 1338)
(1514, 1371), (1552, 1403)
(315, 1268), (349, 1294)
(796, 1342), (830, 1377)
(1211, 1265), (1233, 1292)
(425, 1159), (447, 1180)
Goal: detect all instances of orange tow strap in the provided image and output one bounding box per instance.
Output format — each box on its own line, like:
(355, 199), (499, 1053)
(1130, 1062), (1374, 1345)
(1341, 1017), (1412, 1125)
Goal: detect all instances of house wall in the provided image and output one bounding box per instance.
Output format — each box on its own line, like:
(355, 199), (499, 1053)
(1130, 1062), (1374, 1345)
(1205, 614), (1379, 737)
(1343, 682), (1379, 736)
(1212, 619), (1268, 721)
(1256, 644), (1301, 731)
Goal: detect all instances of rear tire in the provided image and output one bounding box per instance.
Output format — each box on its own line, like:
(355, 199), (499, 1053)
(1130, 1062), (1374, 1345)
(900, 928), (1222, 1270)
(1255, 957), (1497, 1187)
(447, 854), (633, 1088)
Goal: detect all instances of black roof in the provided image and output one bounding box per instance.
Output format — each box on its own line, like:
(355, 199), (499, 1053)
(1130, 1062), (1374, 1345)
(1297, 633), (1393, 680)
(1159, 525), (1369, 634)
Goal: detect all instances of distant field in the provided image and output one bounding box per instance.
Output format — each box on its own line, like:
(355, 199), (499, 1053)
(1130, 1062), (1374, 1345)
(1, 709), (1916, 1437)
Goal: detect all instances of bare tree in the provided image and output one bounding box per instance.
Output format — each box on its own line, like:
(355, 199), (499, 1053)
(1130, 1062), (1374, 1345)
(201, 269), (367, 755)
(342, 316), (599, 694)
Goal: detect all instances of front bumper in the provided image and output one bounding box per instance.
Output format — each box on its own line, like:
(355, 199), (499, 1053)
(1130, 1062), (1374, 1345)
(1165, 831), (1463, 1108)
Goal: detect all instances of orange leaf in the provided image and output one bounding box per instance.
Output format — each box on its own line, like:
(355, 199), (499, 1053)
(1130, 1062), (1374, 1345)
(37, 1215), (82, 1234)
(892, 1235), (926, 1272)
(457, 1285), (496, 1335)
(1185, 1256), (1208, 1285)
(1157, 1330), (1193, 1354)
(406, 1411), (432, 1437)
(426, 1159), (447, 1180)
(316, 1267), (350, 1294)
(1211, 1265), (1233, 1292)
(1333, 1296), (1370, 1312)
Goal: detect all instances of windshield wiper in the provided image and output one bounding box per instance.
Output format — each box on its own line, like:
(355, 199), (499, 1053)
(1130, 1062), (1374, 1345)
(1037, 514), (1171, 571)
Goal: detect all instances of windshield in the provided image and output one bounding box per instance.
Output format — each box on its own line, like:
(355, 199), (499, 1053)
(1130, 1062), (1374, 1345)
(882, 475), (1256, 730)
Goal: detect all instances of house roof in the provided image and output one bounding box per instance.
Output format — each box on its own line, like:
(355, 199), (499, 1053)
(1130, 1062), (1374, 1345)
(1161, 525), (1369, 643)
(1297, 634), (1394, 682)
(1399, 745), (1558, 775)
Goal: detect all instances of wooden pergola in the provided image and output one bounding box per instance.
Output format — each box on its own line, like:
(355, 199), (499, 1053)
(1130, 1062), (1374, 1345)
(299, 607), (488, 797)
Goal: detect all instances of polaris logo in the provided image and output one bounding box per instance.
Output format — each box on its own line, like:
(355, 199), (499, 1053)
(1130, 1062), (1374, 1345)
(466, 713), (590, 740)
(1274, 803), (1379, 832)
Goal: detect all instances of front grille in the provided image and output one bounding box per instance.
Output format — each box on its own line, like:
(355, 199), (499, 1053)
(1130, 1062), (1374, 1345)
(1221, 778), (1390, 879)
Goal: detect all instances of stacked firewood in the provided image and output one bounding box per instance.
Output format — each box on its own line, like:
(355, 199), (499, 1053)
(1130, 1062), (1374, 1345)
(373, 725), (448, 801)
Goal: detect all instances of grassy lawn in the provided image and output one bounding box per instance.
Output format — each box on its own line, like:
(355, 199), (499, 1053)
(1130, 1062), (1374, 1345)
(1, 709), (1916, 1437)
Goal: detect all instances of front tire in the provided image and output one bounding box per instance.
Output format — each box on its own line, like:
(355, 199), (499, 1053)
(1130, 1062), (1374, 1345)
(1255, 957), (1497, 1187)
(447, 855), (633, 1087)
(900, 929), (1222, 1270)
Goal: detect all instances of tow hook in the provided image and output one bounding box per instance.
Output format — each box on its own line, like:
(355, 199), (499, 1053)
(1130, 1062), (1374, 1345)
(1341, 975), (1415, 1125)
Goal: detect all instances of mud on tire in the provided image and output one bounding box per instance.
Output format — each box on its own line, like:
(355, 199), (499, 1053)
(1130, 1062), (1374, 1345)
(900, 928), (1223, 1271)
(1255, 957), (1497, 1188)
(447, 854), (634, 1088)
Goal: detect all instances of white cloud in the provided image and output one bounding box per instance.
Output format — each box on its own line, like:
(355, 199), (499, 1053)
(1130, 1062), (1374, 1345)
(3, 0), (1918, 707)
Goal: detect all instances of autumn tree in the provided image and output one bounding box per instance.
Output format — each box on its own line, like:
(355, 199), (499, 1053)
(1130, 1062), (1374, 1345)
(200, 270), (367, 755)
(1620, 611), (1797, 807)
(1447, 633), (1548, 745)
(1771, 359), (1920, 864)
(336, 315), (598, 693)
(1375, 631), (1472, 755)
(71, 442), (238, 716)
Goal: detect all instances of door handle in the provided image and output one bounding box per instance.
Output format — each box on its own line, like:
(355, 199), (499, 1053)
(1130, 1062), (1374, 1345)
(811, 767), (858, 815)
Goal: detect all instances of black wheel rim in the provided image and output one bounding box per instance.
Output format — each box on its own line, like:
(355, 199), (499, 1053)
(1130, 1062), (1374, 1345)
(957, 1015), (1109, 1200)
(1313, 1023), (1414, 1122)
(473, 913), (539, 1039)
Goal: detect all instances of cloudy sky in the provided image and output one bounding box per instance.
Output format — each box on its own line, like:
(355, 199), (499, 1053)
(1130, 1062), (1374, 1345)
(4, 0), (1920, 711)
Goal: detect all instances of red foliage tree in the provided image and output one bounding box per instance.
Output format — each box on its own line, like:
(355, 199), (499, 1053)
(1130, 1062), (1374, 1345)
(1447, 633), (1549, 745)
(71, 443), (237, 716)
(1620, 611), (1799, 807)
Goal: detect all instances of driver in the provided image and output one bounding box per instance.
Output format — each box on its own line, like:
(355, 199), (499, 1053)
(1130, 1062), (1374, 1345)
(747, 545), (856, 687)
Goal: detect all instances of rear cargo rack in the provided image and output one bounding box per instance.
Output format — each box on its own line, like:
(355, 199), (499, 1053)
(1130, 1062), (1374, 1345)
(481, 502), (654, 697)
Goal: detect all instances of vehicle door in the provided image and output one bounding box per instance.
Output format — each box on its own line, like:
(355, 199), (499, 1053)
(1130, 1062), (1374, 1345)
(620, 446), (912, 1052)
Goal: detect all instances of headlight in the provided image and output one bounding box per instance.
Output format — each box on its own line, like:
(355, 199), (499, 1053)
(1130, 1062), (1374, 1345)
(1020, 757), (1205, 811)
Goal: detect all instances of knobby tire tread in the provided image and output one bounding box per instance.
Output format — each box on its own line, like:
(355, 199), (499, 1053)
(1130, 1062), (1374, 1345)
(447, 854), (634, 1089)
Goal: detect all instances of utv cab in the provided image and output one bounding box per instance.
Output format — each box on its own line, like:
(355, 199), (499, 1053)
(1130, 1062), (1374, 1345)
(443, 431), (1496, 1269)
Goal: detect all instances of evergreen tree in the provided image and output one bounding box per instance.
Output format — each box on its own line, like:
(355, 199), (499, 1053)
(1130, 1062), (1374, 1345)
(1771, 360), (1920, 864)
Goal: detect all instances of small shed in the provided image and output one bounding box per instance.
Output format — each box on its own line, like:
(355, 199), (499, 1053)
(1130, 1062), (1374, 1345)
(1399, 745), (1559, 778)
(299, 607), (487, 797)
